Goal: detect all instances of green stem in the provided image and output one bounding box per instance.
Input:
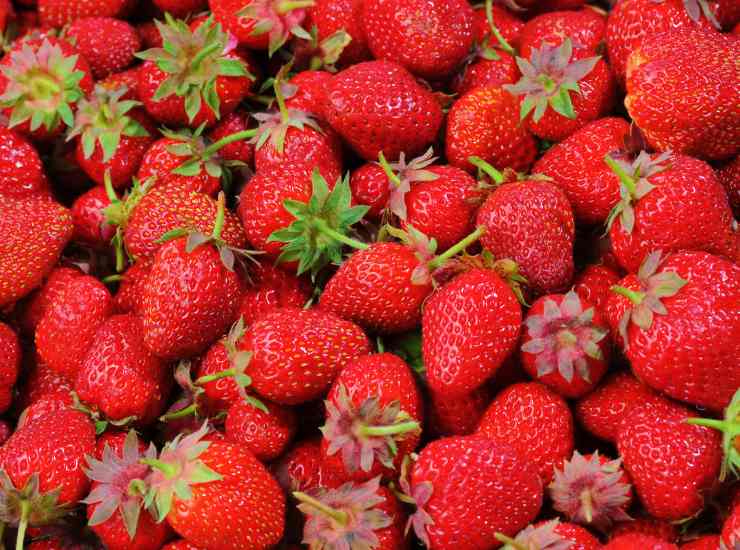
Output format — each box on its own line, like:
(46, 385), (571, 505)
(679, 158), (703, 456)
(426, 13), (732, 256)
(314, 219), (369, 250)
(191, 41), (221, 70)
(277, 0), (315, 14)
(103, 170), (119, 203)
(357, 421), (420, 437)
(610, 285), (644, 305)
(686, 418), (730, 431)
(211, 192), (226, 240)
(159, 403), (198, 422)
(15, 500), (29, 550)
(494, 533), (525, 550)
(102, 274), (124, 283)
(114, 233), (126, 273)
(202, 129), (259, 158)
(604, 155), (636, 196)
(485, 0), (516, 56)
(427, 226), (486, 270)
(378, 151), (402, 188)
(0, 521), (5, 544)
(292, 492), (348, 525)
(140, 458), (179, 479)
(273, 75), (290, 125)
(468, 156), (503, 184)
(195, 368), (235, 385)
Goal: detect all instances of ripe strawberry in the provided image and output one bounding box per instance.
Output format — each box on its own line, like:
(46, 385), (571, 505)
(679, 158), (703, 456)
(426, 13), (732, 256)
(206, 110), (254, 165)
(295, 477), (407, 550)
(114, 257), (152, 315)
(68, 85), (156, 188)
(472, 4), (524, 49)
(225, 398), (296, 461)
(307, 0), (370, 66)
(549, 451), (632, 531)
(274, 438), (343, 493)
(446, 86), (537, 173)
(603, 533), (679, 550)
(13, 358), (73, 414)
(143, 424), (285, 550)
(161, 542), (206, 550)
(0, 125), (47, 198)
(71, 186), (115, 248)
(320, 353), (422, 483)
(476, 382), (574, 483)
(240, 307), (371, 404)
(625, 28), (739, 160)
(611, 517), (680, 543)
(428, 384), (492, 437)
(153, 0), (208, 18)
(401, 436), (543, 550)
(573, 263), (622, 319)
(533, 117), (630, 224)
(575, 371), (662, 443)
(453, 51), (520, 96)
(606, 152), (737, 272)
(0, 37), (94, 140)
(617, 399), (722, 520)
(98, 67), (142, 100)
(37, 0), (133, 27)
(717, 156), (740, 219)
(607, 251), (740, 411)
(83, 431), (171, 550)
(497, 519), (601, 550)
(681, 535), (722, 550)
(283, 69), (334, 117)
(362, 0), (475, 80)
(35, 274), (114, 380)
(136, 15), (252, 127)
(518, 7), (607, 59)
(722, 505), (740, 550)
(0, 322), (20, 413)
(423, 268), (521, 396)
(504, 39), (615, 142)
(237, 261), (311, 326)
(67, 17), (140, 79)
(323, 60), (444, 161)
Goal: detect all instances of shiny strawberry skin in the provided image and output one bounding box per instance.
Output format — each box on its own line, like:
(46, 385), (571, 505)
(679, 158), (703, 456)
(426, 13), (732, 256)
(573, 263), (622, 317)
(362, 0), (475, 80)
(610, 517), (678, 543)
(98, 67), (142, 100)
(238, 261), (311, 326)
(551, 522), (601, 550)
(716, 155), (740, 218)
(323, 60), (444, 161)
(423, 268), (521, 396)
(453, 53), (520, 96)
(349, 162), (389, 219)
(308, 0), (370, 66)
(114, 257), (152, 315)
(154, 0), (207, 17)
(210, 0), (308, 49)
(519, 7), (607, 59)
(206, 110), (254, 165)
(66, 16), (140, 79)
(0, 322), (20, 414)
(274, 438), (343, 493)
(446, 86), (537, 173)
(476, 382), (574, 483)
(37, 0), (133, 26)
(603, 534), (678, 550)
(13, 358), (73, 415)
(428, 385), (492, 438)
(225, 399), (297, 461)
(71, 186), (115, 248)
(472, 5), (524, 48)
(137, 137), (220, 196)
(0, 126), (46, 198)
(284, 70), (333, 117)
(253, 123), (343, 176)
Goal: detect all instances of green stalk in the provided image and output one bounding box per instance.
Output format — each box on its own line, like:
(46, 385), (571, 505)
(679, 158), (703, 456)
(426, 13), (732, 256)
(485, 0), (516, 56)
(357, 421), (420, 437)
(277, 0), (315, 14)
(610, 285), (644, 305)
(427, 226), (486, 270)
(103, 170), (119, 203)
(314, 219), (369, 250)
(686, 418), (729, 431)
(604, 155), (636, 196)
(159, 403), (198, 422)
(468, 156), (504, 184)
(140, 458), (179, 479)
(196, 368), (235, 385)
(378, 151), (402, 188)
(211, 192), (226, 240)
(293, 492), (348, 525)
(15, 501), (29, 550)
(494, 533), (525, 550)
(201, 128), (259, 158)
(190, 42), (221, 70)
(102, 274), (124, 284)
(273, 76), (291, 125)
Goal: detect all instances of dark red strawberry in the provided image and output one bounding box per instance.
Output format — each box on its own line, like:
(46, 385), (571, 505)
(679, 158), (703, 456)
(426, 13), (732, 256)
(67, 16), (140, 79)
(225, 399), (296, 461)
(274, 438), (343, 493)
(153, 0), (207, 18)
(472, 4), (524, 50)
(428, 385), (492, 438)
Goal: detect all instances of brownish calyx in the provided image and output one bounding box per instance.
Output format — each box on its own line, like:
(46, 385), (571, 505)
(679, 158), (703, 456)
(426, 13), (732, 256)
(496, 519), (575, 550)
(378, 148), (440, 221)
(396, 455), (434, 548)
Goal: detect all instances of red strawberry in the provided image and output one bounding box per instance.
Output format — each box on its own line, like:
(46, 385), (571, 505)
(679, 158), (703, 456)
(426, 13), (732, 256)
(225, 399), (296, 461)
(0, 125), (47, 198)
(67, 17), (140, 79)
(323, 60), (444, 161)
(307, 0), (370, 66)
(520, 291), (609, 398)
(611, 517), (680, 543)
(446, 86), (537, 173)
(428, 384), (492, 438)
(0, 322), (20, 413)
(136, 16), (252, 128)
(497, 519), (601, 550)
(98, 67), (142, 99)
(17, 269), (85, 337)
(283, 70), (333, 116)
(617, 399), (722, 520)
(575, 371), (662, 443)
(717, 156), (740, 219)
(153, 0), (208, 18)
(71, 186), (115, 248)
(362, 0), (475, 80)
(161, 542), (206, 550)
(423, 268), (522, 396)
(401, 436), (543, 550)
(573, 264), (622, 319)
(722, 505), (740, 550)
(320, 353), (423, 483)
(533, 117), (630, 224)
(206, 110), (254, 165)
(606, 251), (740, 412)
(681, 536), (721, 550)
(295, 477), (407, 550)
(603, 533), (679, 550)
(605, 152), (737, 272)
(274, 438), (343, 493)
(237, 261), (311, 326)
(687, 389), (740, 482)
(625, 28), (739, 160)
(518, 7), (607, 59)
(114, 257), (152, 315)
(37, 0), (133, 27)
(472, 4), (524, 49)
(35, 274), (114, 379)
(143, 424), (285, 550)
(13, 358), (73, 414)
(476, 382), (574, 483)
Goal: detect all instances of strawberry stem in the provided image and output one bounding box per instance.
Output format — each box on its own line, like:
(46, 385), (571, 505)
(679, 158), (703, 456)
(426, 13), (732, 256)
(15, 500), (29, 550)
(273, 75), (291, 125)
(202, 128), (259, 158)
(580, 490), (594, 524)
(468, 156), (504, 185)
(604, 155), (636, 196)
(159, 403), (198, 422)
(140, 458), (179, 478)
(314, 219), (369, 250)
(427, 226), (486, 270)
(196, 368), (235, 385)
(277, 0), (315, 14)
(357, 420), (420, 437)
(102, 274), (124, 283)
(191, 41), (222, 70)
(610, 285), (644, 305)
(484, 0), (516, 56)
(103, 170), (119, 203)
(378, 151), (402, 188)
(293, 491), (348, 525)
(686, 418), (730, 431)
(211, 192), (226, 240)
(494, 533), (526, 550)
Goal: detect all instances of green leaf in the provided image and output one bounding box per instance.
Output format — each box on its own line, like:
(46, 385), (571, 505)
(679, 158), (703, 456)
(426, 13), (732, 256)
(549, 87), (576, 119)
(184, 92), (202, 124)
(99, 131), (121, 163)
(172, 160), (202, 177)
(81, 132), (96, 159)
(218, 59), (248, 77)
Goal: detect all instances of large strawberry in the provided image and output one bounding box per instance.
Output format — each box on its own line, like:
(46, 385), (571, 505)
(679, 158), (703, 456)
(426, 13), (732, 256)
(67, 16), (140, 79)
(0, 126), (48, 198)
(401, 436), (543, 550)
(323, 60), (444, 161)
(37, 0), (134, 27)
(625, 28), (740, 160)
(423, 267), (522, 396)
(0, 195), (73, 308)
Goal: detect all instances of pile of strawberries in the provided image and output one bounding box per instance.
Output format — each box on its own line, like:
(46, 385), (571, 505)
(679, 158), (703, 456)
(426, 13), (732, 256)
(0, 0), (738, 548)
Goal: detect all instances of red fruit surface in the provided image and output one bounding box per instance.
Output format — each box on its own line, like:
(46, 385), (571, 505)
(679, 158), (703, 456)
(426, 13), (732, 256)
(238, 261), (311, 326)
(38, 0), (133, 26)
(603, 533), (679, 550)
(71, 186), (114, 248)
(0, 322), (20, 413)
(225, 399), (297, 461)
(573, 264), (621, 317)
(307, 0), (369, 66)
(519, 8), (607, 59)
(0, 126), (47, 198)
(67, 17), (140, 78)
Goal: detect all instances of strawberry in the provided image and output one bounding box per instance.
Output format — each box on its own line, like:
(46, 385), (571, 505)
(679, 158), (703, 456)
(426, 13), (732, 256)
(607, 251), (740, 411)
(617, 399), (722, 520)
(518, 7), (607, 59)
(35, 274), (114, 380)
(453, 51), (520, 96)
(71, 186), (115, 248)
(549, 451), (632, 532)
(19, 267), (82, 334)
(472, 3), (524, 49)
(136, 15), (253, 127)
(428, 384), (492, 437)
(143, 424), (285, 550)
(161, 542), (206, 550)
(0, 37), (94, 140)
(476, 382), (574, 483)
(625, 28), (740, 160)
(283, 70), (333, 116)
(307, 0), (370, 66)
(225, 399), (296, 461)
(83, 431), (170, 550)
(504, 39), (615, 142)
(722, 505), (740, 550)
(423, 267), (522, 396)
(446, 86), (537, 173)
(575, 371), (662, 443)
(681, 536), (722, 550)
(609, 518), (678, 543)
(206, 110), (254, 165)
(573, 263), (622, 321)
(237, 261), (311, 326)
(320, 353), (422, 483)
(274, 438), (343, 493)
(717, 156), (740, 219)
(401, 436), (543, 550)
(37, 0), (133, 27)
(603, 533), (679, 550)
(67, 85), (155, 188)
(74, 314), (171, 426)
(67, 17), (140, 79)
(13, 358), (73, 414)
(349, 161), (392, 219)
(113, 257), (152, 315)
(0, 322), (20, 413)
(153, 0), (208, 18)
(323, 60), (444, 161)
(0, 125), (47, 198)
(98, 67), (142, 100)
(520, 291), (609, 398)
(496, 519), (601, 550)
(605, 152), (737, 272)
(294, 477), (407, 550)
(362, 0), (475, 80)
(533, 117), (630, 224)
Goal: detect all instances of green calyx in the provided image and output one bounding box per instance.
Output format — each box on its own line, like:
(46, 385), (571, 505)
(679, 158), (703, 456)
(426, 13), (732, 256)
(239, 0), (315, 57)
(167, 124), (251, 181)
(136, 14), (252, 123)
(0, 38), (86, 132)
(267, 169), (370, 277)
(67, 84), (149, 162)
(687, 388), (740, 481)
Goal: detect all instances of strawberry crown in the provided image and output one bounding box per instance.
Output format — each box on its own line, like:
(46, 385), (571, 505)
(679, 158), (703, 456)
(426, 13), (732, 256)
(687, 388), (740, 482)
(397, 455), (434, 547)
(136, 15), (252, 123)
(165, 124), (249, 182)
(674, 0), (720, 28)
(267, 169), (370, 277)
(71, 390), (138, 435)
(496, 519), (575, 550)
(0, 38), (86, 132)
(239, 0), (314, 57)
(521, 291), (608, 384)
(82, 431), (157, 539)
(611, 250), (687, 347)
(295, 477), (392, 549)
(297, 25), (353, 71)
(504, 38), (600, 122)
(321, 384), (421, 474)
(377, 148), (439, 221)
(549, 451), (632, 532)
(67, 85), (149, 163)
(605, 151), (671, 234)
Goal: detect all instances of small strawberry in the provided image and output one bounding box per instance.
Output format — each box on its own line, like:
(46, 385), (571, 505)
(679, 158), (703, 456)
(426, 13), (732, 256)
(518, 7), (607, 59)
(603, 533), (679, 550)
(428, 384), (493, 437)
(0, 322), (20, 414)
(37, 0), (134, 27)
(0, 125), (48, 198)
(476, 382), (574, 483)
(71, 186), (115, 248)
(67, 17), (140, 79)
(307, 0), (370, 66)
(496, 519), (601, 550)
(237, 260), (311, 326)
(225, 398), (296, 461)
(573, 264), (622, 319)
(274, 438), (343, 493)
